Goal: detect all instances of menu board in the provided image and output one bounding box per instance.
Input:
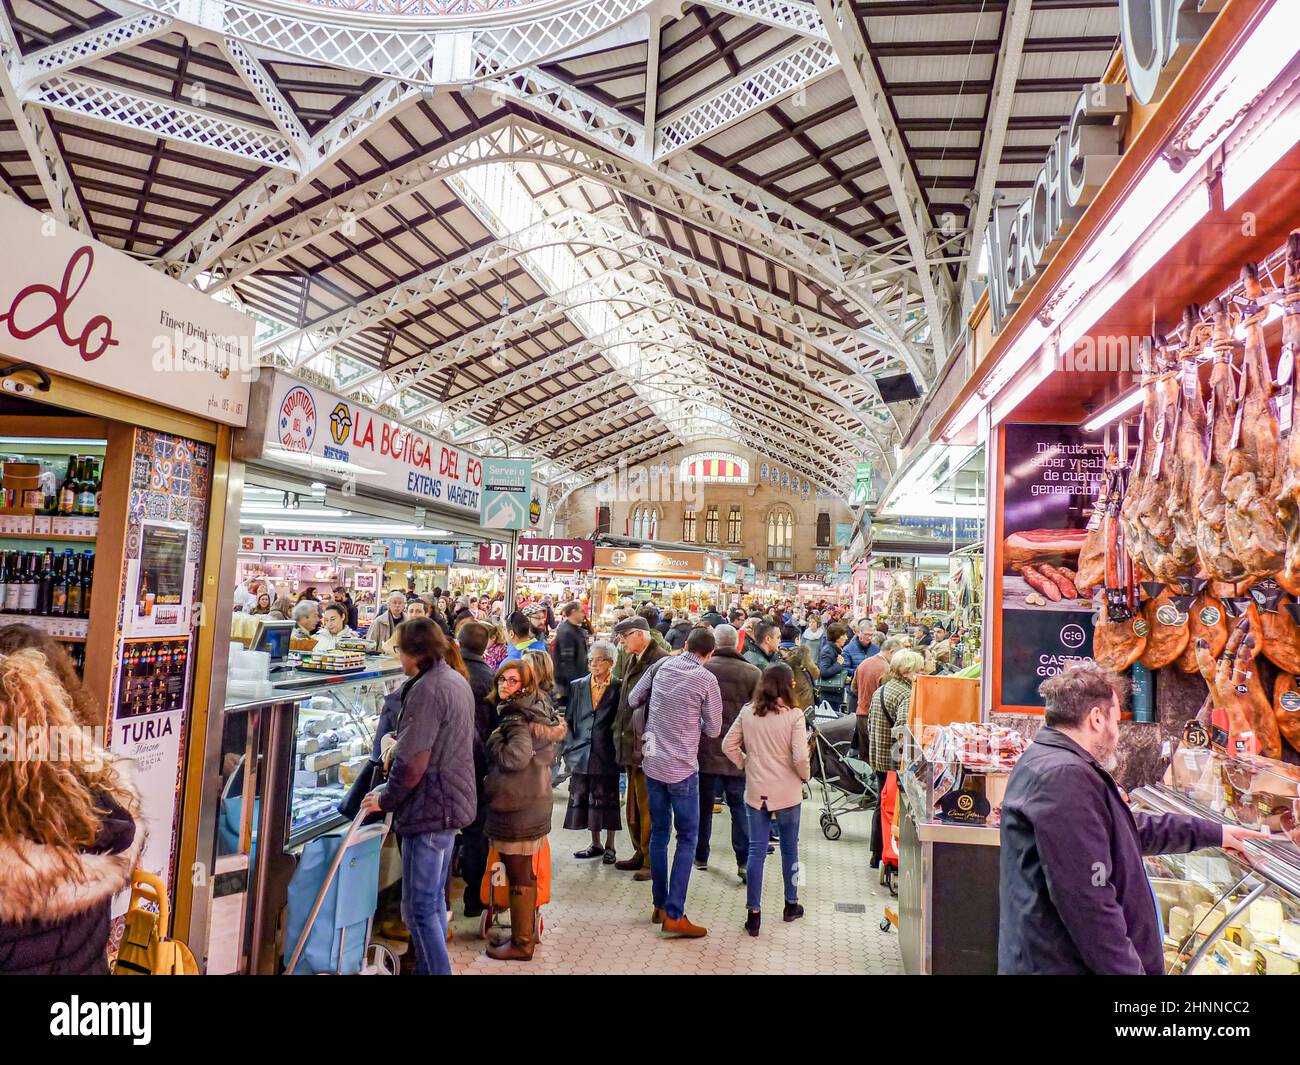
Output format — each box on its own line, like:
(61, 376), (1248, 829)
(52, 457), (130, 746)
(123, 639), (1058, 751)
(122, 519), (195, 638)
(999, 423), (1106, 708)
(116, 636), (192, 718)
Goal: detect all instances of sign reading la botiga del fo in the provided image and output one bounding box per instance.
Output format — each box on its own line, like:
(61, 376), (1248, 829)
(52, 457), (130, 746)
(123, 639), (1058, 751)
(981, 1), (1218, 333)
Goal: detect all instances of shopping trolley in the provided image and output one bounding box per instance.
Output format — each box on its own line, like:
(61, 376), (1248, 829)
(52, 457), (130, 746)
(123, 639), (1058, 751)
(283, 810), (397, 975)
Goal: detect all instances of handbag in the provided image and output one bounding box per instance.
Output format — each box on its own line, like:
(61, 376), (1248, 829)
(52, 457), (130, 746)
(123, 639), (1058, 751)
(337, 758), (382, 820)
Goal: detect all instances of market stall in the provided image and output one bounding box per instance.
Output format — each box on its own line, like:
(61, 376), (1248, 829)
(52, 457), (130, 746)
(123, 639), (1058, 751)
(0, 194), (254, 951)
(923, 0), (1300, 975)
(381, 539), (456, 597)
(237, 534), (387, 626)
(479, 537), (594, 609)
(591, 541), (725, 623)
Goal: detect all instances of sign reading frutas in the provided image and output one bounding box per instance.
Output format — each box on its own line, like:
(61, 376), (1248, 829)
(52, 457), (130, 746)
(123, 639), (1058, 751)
(481, 458), (533, 530)
(240, 535), (382, 560)
(982, 1), (1217, 333)
(0, 197), (253, 424)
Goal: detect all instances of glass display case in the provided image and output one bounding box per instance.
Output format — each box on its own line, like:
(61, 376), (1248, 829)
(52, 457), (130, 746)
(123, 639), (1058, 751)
(286, 674), (402, 848)
(1132, 765), (1300, 976)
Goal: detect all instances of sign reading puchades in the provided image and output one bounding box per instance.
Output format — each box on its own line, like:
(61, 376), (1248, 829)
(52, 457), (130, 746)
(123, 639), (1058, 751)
(981, 2), (1218, 333)
(251, 372), (483, 515)
(0, 197), (253, 425)
(479, 538), (594, 571)
(999, 423), (1105, 708)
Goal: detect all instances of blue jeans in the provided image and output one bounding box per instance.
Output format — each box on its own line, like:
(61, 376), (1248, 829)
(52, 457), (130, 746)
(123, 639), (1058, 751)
(696, 773), (748, 867)
(400, 829), (456, 975)
(744, 804), (802, 912)
(647, 773), (700, 920)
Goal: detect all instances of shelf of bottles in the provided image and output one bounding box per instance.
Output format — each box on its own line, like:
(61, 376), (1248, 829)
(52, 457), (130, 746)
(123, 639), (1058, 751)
(0, 440), (101, 656)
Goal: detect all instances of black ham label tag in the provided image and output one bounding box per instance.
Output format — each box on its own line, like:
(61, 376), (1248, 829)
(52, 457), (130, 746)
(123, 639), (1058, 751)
(1133, 618), (1149, 637)
(1183, 719), (1210, 749)
(1281, 690), (1300, 713)
(1199, 606), (1221, 625)
(1155, 604), (1187, 626)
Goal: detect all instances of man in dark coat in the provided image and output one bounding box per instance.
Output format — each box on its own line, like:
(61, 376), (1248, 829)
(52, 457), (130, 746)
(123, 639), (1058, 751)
(742, 620), (779, 670)
(666, 615), (693, 652)
(998, 661), (1264, 975)
(610, 616), (668, 878)
(454, 621), (497, 916)
(551, 601), (590, 707)
(656, 608), (674, 637)
(698, 623), (761, 880)
(699, 604), (726, 629)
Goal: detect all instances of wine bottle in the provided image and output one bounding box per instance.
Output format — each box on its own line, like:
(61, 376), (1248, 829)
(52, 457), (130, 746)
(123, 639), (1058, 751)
(58, 456), (77, 515)
(76, 459), (97, 517)
(36, 548), (54, 616)
(93, 458), (102, 516)
(79, 552), (93, 618)
(50, 552), (67, 617)
(17, 553), (37, 615)
(65, 553), (83, 618)
(2, 552), (18, 614)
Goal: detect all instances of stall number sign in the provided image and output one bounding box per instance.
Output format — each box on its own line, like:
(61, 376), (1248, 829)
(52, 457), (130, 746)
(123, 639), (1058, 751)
(265, 375), (483, 514)
(240, 535), (377, 560)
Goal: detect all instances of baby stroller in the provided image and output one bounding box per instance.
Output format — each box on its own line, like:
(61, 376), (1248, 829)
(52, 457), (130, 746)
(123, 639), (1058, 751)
(477, 837), (552, 942)
(807, 714), (878, 840)
(283, 811), (397, 975)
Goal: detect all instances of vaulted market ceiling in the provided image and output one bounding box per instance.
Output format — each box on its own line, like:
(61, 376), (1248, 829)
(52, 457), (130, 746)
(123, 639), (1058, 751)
(0, 0), (1119, 498)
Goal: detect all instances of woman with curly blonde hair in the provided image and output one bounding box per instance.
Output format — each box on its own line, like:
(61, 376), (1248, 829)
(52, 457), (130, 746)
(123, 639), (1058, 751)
(0, 649), (143, 974)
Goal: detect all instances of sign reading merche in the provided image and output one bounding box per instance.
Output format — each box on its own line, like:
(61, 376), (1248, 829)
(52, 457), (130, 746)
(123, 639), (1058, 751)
(239, 534), (383, 560)
(0, 197), (253, 425)
(982, 1), (1217, 333)
(479, 538), (594, 571)
(256, 372), (483, 515)
(595, 546), (724, 581)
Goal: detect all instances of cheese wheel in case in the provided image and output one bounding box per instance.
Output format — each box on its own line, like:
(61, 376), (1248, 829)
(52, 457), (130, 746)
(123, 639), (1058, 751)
(1168, 906), (1193, 943)
(1211, 939), (1254, 975)
(1249, 896), (1284, 934)
(1278, 920), (1300, 955)
(1254, 945), (1300, 975)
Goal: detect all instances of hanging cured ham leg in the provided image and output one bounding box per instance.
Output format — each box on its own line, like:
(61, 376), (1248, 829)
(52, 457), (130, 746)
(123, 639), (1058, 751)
(1196, 302), (1248, 581)
(1175, 592), (1228, 673)
(1120, 353), (1159, 575)
(1139, 585), (1189, 669)
(1222, 269), (1287, 574)
(1194, 622), (1280, 757)
(1278, 235), (1300, 593)
(1273, 673), (1300, 754)
(1163, 313), (1210, 581)
(1135, 368), (1182, 579)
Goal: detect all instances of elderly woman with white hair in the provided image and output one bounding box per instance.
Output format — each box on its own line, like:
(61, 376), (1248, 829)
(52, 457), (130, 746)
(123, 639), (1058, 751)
(866, 648), (925, 868)
(561, 639), (622, 863)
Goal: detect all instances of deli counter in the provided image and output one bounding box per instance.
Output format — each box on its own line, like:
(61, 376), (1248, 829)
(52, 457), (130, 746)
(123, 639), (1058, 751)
(204, 657), (404, 975)
(1133, 744), (1300, 976)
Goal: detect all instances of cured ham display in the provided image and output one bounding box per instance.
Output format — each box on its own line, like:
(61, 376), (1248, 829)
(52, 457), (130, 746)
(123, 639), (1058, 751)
(1272, 673), (1300, 755)
(1138, 586), (1189, 669)
(1094, 599), (1146, 672)
(1251, 581), (1300, 673)
(1174, 592), (1228, 673)
(1195, 302), (1247, 581)
(1195, 625), (1265, 755)
(1003, 529), (1088, 566)
(1278, 234), (1300, 593)
(1222, 271), (1286, 574)
(1162, 313), (1210, 581)
(1076, 449), (1119, 594)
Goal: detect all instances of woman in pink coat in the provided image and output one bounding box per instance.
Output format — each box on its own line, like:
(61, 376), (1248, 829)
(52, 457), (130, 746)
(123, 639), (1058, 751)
(722, 664), (811, 937)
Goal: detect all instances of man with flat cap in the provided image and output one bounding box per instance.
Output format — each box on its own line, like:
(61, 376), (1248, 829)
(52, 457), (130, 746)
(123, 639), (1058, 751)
(611, 615), (669, 879)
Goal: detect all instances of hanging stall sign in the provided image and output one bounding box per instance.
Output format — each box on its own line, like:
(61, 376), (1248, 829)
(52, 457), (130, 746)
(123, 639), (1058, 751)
(481, 457), (533, 530)
(239, 534), (380, 560)
(248, 373), (483, 514)
(998, 423), (1106, 708)
(479, 538), (594, 571)
(0, 197), (253, 425)
(381, 539), (456, 565)
(595, 547), (723, 581)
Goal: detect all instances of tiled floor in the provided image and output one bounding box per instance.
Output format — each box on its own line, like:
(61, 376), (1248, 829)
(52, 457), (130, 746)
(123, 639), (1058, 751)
(441, 789), (903, 975)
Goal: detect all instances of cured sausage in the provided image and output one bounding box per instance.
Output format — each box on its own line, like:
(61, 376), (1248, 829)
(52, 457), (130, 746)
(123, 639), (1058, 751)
(1038, 563), (1078, 600)
(1021, 564), (1062, 602)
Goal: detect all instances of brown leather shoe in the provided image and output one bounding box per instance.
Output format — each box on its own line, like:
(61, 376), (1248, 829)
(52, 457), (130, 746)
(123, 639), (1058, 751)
(632, 867), (653, 882)
(614, 855), (644, 871)
(485, 886), (537, 961)
(660, 914), (707, 938)
(651, 908), (665, 925)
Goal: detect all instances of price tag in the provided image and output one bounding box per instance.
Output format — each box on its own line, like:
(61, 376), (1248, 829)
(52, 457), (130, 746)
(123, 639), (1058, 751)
(0, 513), (34, 535)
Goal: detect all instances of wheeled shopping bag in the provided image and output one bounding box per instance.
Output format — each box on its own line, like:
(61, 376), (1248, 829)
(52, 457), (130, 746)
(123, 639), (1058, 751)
(477, 837), (551, 941)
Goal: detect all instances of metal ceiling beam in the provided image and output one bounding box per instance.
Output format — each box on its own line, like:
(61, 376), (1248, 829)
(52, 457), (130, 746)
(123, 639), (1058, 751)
(692, 0), (826, 39)
(0, 8), (89, 230)
(219, 36), (310, 164)
(15, 11), (174, 86)
(26, 72), (300, 170)
(653, 39), (839, 160)
(815, 0), (956, 374)
(964, 0), (1031, 303)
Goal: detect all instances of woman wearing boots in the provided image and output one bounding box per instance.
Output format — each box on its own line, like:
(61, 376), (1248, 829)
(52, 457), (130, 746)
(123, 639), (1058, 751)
(483, 659), (567, 961)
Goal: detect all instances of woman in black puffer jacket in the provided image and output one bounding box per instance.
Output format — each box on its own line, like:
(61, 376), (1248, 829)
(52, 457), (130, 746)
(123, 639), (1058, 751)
(0, 649), (144, 975)
(482, 658), (567, 962)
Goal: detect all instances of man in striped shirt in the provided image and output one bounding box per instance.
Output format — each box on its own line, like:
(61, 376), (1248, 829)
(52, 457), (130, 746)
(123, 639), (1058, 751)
(628, 626), (723, 938)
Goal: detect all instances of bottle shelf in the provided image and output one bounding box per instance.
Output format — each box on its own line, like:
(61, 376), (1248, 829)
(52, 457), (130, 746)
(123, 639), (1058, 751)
(0, 531), (97, 543)
(0, 613), (89, 638)
(0, 516), (98, 538)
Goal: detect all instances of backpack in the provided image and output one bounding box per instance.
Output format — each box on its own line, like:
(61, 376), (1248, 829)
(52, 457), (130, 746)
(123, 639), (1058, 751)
(112, 870), (200, 976)
(780, 648), (816, 711)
